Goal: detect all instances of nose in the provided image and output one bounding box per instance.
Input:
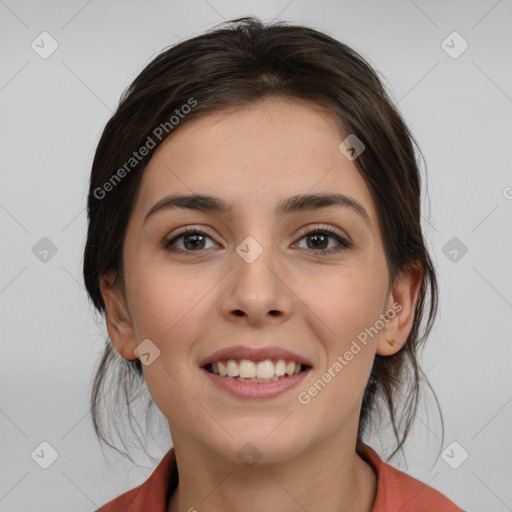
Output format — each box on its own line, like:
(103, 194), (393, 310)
(219, 240), (294, 327)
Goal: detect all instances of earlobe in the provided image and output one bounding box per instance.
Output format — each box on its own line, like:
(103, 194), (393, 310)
(376, 261), (423, 357)
(377, 337), (402, 356)
(99, 273), (138, 361)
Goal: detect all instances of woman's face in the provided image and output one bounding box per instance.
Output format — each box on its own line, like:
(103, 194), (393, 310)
(101, 97), (420, 463)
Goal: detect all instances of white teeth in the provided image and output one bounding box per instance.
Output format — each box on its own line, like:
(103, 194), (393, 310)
(207, 358), (306, 379)
(239, 359), (256, 378)
(275, 359), (286, 376)
(218, 361), (227, 376)
(256, 360), (274, 379)
(226, 359), (239, 377)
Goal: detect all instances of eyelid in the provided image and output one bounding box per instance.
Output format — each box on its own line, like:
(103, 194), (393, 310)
(297, 223), (348, 239)
(170, 224), (216, 237)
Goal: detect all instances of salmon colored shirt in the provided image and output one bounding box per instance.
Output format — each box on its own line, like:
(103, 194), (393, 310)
(97, 443), (464, 511)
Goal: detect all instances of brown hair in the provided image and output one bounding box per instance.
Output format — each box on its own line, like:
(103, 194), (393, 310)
(84, 16), (443, 464)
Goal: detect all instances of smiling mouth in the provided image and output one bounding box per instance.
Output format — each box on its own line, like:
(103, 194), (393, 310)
(203, 359), (312, 383)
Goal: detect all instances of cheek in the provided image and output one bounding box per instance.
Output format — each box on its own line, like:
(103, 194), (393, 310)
(126, 261), (209, 339)
(296, 275), (382, 424)
(131, 269), (211, 426)
(301, 265), (387, 345)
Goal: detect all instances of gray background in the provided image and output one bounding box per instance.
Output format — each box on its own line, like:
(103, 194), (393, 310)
(1, 0), (511, 510)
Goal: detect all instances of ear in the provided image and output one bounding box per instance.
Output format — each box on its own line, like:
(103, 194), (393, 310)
(99, 273), (138, 361)
(376, 261), (423, 356)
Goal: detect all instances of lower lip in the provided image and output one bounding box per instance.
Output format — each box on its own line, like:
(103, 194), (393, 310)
(200, 367), (312, 399)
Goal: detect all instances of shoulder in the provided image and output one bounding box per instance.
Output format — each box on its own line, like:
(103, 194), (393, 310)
(357, 443), (465, 512)
(97, 486), (141, 511)
(95, 448), (177, 512)
(379, 460), (464, 511)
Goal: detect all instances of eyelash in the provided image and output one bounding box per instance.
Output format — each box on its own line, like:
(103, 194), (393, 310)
(162, 225), (352, 256)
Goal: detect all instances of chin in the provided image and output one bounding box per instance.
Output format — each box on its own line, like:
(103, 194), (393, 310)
(207, 429), (306, 466)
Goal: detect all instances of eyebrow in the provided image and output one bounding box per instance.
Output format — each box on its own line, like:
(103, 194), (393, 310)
(143, 192), (372, 228)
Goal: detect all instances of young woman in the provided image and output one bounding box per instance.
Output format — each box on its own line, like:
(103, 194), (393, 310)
(85, 16), (464, 512)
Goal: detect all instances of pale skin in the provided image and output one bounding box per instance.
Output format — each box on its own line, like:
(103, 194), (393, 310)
(100, 97), (422, 512)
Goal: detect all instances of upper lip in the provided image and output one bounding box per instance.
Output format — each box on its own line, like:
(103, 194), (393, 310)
(199, 345), (313, 368)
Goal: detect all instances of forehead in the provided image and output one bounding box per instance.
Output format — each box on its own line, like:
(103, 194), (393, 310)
(132, 97), (378, 227)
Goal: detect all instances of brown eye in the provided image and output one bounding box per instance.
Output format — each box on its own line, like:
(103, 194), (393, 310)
(295, 226), (352, 255)
(163, 229), (217, 253)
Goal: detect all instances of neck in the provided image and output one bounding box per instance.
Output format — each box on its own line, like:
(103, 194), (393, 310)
(167, 429), (377, 512)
